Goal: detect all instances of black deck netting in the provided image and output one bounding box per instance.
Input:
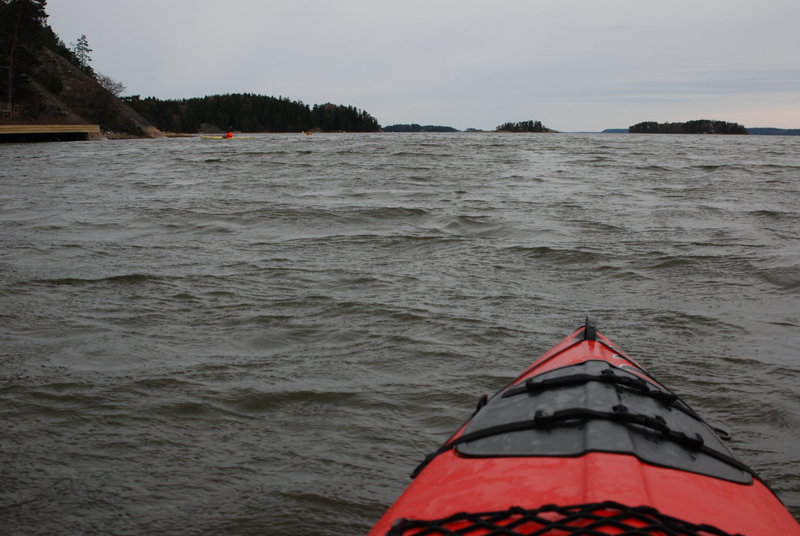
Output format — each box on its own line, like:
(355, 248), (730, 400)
(386, 501), (741, 536)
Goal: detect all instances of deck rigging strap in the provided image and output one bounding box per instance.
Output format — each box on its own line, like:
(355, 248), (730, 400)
(502, 368), (702, 421)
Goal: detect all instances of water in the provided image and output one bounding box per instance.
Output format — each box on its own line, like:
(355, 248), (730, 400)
(1, 133), (798, 534)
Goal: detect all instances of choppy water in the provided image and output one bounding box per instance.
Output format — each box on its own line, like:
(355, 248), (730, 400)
(1, 133), (799, 534)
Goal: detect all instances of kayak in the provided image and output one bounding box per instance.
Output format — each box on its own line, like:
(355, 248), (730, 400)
(369, 317), (799, 536)
(200, 135), (253, 139)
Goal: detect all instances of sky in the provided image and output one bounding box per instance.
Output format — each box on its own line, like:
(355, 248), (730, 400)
(46, 0), (800, 132)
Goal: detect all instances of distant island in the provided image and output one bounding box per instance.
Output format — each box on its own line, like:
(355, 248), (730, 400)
(629, 120), (748, 135)
(602, 126), (800, 136)
(495, 120), (556, 133)
(382, 124), (458, 132)
(746, 127), (800, 136)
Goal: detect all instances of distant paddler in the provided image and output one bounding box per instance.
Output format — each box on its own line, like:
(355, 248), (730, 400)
(224, 131), (234, 139)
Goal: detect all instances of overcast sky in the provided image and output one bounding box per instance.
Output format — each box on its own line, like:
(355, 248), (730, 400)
(46, 0), (799, 131)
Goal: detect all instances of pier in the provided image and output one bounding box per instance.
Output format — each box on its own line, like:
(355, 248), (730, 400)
(0, 124), (102, 142)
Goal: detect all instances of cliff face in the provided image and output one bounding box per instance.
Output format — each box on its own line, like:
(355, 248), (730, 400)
(6, 47), (163, 138)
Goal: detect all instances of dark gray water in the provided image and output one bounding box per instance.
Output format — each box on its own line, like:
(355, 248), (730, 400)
(1, 133), (798, 534)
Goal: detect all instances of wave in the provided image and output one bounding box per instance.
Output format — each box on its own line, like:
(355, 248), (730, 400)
(756, 266), (800, 292)
(418, 214), (510, 238)
(747, 209), (799, 222)
(502, 244), (611, 265)
(28, 273), (159, 286)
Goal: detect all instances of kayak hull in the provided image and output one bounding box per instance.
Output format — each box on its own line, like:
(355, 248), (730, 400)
(374, 452), (793, 535)
(369, 318), (799, 536)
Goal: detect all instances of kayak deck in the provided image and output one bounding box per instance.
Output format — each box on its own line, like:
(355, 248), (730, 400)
(369, 317), (799, 536)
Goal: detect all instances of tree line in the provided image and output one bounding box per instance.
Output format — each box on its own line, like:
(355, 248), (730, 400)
(629, 120), (748, 135)
(125, 94), (381, 133)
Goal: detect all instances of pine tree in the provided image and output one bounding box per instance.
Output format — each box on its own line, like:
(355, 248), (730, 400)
(70, 34), (92, 72)
(1, 0), (49, 114)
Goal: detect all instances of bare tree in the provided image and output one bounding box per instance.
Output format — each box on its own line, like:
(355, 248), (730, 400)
(96, 72), (126, 97)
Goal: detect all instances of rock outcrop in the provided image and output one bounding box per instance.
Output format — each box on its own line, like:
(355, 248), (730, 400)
(6, 47), (163, 138)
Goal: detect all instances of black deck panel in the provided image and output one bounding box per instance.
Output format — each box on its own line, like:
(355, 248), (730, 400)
(456, 360), (751, 484)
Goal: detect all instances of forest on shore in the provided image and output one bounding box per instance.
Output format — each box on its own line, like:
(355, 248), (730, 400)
(125, 94), (380, 133)
(1, 0), (380, 134)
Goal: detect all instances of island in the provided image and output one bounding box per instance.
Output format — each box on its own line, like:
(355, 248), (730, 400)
(382, 124), (458, 132)
(495, 120), (556, 133)
(629, 120), (748, 135)
(746, 128), (800, 136)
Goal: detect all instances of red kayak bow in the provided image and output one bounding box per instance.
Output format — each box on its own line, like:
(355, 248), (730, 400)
(369, 317), (799, 536)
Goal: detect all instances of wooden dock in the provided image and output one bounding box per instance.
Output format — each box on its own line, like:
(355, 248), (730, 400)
(0, 124), (101, 142)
